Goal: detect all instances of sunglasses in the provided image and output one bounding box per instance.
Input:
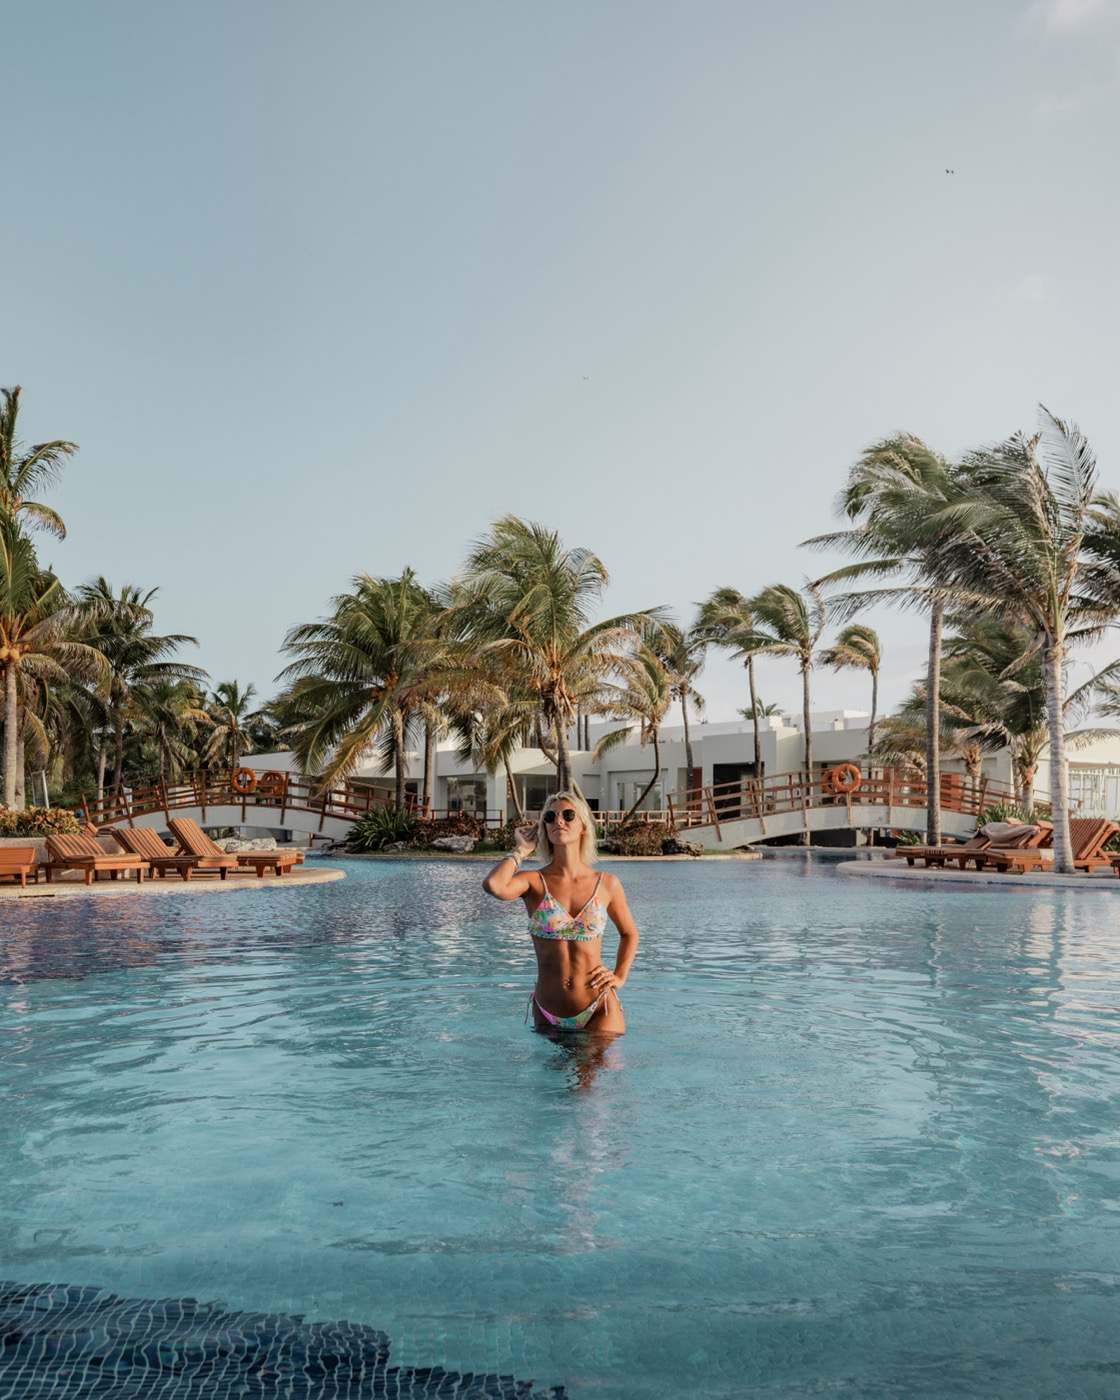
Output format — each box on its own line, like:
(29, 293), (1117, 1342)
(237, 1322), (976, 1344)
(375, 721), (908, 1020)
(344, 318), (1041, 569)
(544, 809), (579, 825)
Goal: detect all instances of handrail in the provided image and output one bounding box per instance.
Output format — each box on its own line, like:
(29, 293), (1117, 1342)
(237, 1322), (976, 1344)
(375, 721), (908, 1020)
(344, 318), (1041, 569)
(80, 770), (682, 833)
(81, 765), (1032, 835)
(663, 767), (1037, 831)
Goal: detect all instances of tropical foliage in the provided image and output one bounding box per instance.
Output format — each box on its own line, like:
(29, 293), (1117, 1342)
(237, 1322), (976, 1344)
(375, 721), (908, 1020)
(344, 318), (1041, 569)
(6, 380), (1120, 875)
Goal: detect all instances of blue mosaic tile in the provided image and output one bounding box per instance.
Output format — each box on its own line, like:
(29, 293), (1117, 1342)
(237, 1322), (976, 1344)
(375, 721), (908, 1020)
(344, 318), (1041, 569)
(0, 1282), (567, 1398)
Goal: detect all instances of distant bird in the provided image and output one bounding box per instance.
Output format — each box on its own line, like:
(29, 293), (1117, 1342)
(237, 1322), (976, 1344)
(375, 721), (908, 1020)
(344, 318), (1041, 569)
(945, 168), (956, 174)
(582, 375), (590, 380)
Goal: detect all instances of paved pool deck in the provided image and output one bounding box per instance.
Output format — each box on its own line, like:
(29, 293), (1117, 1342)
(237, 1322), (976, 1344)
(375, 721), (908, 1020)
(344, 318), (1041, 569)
(0, 865), (346, 902)
(838, 857), (1120, 893)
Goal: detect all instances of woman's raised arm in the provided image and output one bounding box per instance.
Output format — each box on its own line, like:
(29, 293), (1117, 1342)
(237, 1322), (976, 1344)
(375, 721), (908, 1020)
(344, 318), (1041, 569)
(482, 825), (539, 900)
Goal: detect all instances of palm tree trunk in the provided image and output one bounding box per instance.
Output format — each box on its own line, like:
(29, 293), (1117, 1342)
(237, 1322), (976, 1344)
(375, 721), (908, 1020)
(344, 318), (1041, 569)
(800, 659), (812, 846)
(1020, 764), (1035, 815)
(392, 708), (406, 809)
(504, 758), (525, 822)
(113, 720), (125, 791)
(747, 657), (761, 776)
(3, 665), (17, 809)
(553, 713), (572, 791)
(624, 730), (661, 821)
(97, 741), (107, 803)
(868, 669), (878, 771)
(866, 668), (879, 848)
(1044, 639), (1073, 873)
(15, 731), (25, 810)
(681, 693), (696, 791)
(925, 602), (943, 846)
(422, 719), (435, 816)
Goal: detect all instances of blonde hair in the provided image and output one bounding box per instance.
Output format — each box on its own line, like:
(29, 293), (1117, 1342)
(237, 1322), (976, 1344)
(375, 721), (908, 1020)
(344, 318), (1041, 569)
(535, 790), (599, 865)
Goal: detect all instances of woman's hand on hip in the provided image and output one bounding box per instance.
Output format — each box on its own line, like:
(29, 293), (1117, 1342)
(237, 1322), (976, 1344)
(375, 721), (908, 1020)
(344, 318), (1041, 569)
(588, 965), (622, 994)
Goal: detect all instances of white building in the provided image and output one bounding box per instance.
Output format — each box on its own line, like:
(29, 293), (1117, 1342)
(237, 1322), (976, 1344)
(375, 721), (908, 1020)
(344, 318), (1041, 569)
(249, 709), (1120, 823)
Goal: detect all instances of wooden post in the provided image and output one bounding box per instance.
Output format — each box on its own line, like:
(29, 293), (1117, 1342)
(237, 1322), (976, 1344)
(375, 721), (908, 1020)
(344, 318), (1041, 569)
(705, 786), (722, 841)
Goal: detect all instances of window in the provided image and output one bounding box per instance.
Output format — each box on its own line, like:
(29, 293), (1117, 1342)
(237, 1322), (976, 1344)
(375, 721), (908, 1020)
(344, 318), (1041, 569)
(447, 777), (486, 813)
(1068, 766), (1120, 818)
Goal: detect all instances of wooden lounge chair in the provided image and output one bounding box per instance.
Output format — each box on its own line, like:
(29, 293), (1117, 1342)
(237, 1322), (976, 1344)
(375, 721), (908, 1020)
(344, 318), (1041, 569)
(905, 833), (993, 868)
(166, 818), (240, 877)
(950, 822), (1052, 871)
(976, 817), (1117, 874)
(110, 826), (218, 881)
(0, 847), (40, 887)
(905, 823), (1045, 870)
(234, 850), (301, 878)
(45, 833), (148, 885)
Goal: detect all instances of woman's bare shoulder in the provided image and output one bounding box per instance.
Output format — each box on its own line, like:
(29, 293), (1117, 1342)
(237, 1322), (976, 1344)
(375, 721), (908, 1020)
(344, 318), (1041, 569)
(598, 869), (624, 898)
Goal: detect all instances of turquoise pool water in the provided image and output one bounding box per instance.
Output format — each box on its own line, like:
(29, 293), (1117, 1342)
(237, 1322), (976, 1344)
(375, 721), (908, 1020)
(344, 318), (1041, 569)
(2, 856), (1119, 1397)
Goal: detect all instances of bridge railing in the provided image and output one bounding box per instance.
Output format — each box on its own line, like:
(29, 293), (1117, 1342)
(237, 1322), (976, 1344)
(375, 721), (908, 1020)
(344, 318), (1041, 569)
(82, 770), (424, 832)
(82, 771), (684, 835)
(665, 768), (1031, 834)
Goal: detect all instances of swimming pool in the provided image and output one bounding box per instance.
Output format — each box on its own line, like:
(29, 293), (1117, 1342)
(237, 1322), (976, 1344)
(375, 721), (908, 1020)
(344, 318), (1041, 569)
(2, 856), (1118, 1398)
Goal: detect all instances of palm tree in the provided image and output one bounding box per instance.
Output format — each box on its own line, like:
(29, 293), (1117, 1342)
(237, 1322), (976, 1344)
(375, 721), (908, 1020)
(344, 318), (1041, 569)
(1, 530), (107, 807)
(448, 690), (539, 822)
(0, 386), (76, 538)
(137, 680), (211, 780)
(450, 517), (664, 790)
(279, 569), (498, 805)
(76, 579), (206, 791)
(819, 624), (881, 765)
(593, 645), (672, 820)
(204, 680), (260, 769)
(806, 433), (962, 845)
(870, 713), (929, 773)
(738, 697), (781, 719)
(647, 621), (706, 790)
(745, 582), (827, 780)
(942, 618), (1048, 812)
(922, 410), (1117, 872)
(695, 589), (766, 779)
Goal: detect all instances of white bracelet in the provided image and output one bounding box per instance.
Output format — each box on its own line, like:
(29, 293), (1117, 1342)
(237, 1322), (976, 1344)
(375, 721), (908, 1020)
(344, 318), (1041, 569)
(503, 851), (524, 866)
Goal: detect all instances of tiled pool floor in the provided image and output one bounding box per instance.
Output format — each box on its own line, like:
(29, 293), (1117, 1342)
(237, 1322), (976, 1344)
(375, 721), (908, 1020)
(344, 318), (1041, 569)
(0, 1280), (564, 1398)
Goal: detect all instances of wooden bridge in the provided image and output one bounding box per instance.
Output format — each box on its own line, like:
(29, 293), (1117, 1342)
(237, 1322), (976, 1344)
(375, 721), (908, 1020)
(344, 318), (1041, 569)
(82, 765), (1020, 850)
(664, 768), (1025, 851)
(82, 770), (417, 844)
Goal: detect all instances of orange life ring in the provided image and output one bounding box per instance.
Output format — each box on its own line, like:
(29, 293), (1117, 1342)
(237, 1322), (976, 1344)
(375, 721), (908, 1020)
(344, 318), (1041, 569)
(230, 767), (258, 795)
(825, 763), (862, 795)
(256, 770), (287, 797)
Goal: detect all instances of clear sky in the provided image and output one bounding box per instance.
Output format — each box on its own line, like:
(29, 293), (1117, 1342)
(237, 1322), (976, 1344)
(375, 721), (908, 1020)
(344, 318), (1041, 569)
(6, 0), (1120, 723)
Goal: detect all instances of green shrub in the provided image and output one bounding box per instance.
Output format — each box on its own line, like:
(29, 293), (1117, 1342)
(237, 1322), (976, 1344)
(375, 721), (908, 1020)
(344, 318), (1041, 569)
(0, 806), (81, 837)
(347, 805), (417, 851)
(978, 803), (1033, 826)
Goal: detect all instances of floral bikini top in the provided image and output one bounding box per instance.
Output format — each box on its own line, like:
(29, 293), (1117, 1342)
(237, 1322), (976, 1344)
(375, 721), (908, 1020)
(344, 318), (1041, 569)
(528, 872), (608, 941)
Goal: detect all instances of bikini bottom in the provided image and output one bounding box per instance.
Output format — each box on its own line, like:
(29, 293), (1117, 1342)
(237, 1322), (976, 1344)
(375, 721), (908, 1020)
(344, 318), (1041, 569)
(525, 987), (619, 1031)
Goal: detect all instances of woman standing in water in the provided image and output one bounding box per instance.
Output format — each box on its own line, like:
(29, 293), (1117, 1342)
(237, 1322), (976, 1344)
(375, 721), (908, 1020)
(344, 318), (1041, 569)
(483, 791), (639, 1034)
